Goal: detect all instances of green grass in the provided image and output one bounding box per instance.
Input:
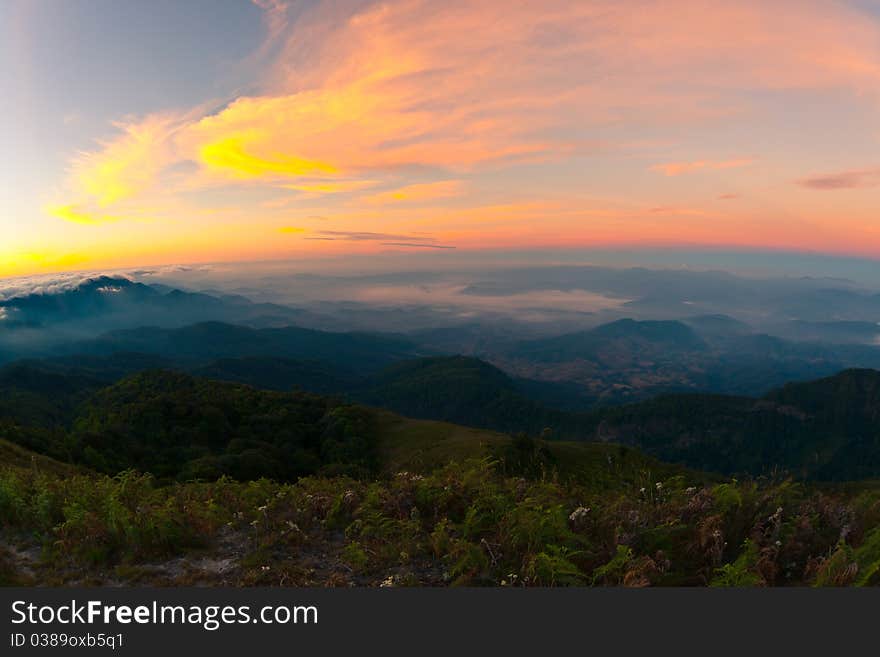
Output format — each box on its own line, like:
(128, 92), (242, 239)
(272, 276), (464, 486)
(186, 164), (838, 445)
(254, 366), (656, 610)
(0, 438), (79, 476)
(2, 413), (880, 588)
(374, 411), (509, 474)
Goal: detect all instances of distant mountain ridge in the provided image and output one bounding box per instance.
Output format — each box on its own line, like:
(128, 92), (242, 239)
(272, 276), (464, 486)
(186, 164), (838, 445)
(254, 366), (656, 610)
(0, 276), (316, 362)
(515, 319), (707, 363)
(4, 344), (880, 480)
(63, 321), (424, 372)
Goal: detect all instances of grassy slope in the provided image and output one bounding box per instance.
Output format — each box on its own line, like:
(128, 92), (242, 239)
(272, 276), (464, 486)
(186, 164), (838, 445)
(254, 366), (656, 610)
(373, 410), (705, 489)
(0, 438), (78, 476)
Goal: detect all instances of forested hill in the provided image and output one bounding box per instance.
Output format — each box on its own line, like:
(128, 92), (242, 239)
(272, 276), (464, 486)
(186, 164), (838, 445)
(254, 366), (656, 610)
(589, 369), (880, 480)
(2, 369), (379, 482)
(3, 350), (880, 480)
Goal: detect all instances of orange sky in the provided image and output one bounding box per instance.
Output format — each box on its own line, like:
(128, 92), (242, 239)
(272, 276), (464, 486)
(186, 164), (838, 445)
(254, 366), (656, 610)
(4, 0), (880, 277)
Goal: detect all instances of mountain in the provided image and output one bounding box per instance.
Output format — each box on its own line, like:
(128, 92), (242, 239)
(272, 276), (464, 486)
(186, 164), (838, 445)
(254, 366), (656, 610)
(515, 319), (707, 364)
(358, 356), (583, 436)
(191, 356), (356, 395)
(67, 370), (379, 481)
(0, 276), (317, 362)
(682, 314), (753, 339)
(354, 358), (880, 480)
(485, 316), (880, 403)
(0, 366), (677, 486)
(589, 369), (880, 480)
(778, 320), (880, 345)
(0, 276), (248, 329)
(63, 321), (424, 372)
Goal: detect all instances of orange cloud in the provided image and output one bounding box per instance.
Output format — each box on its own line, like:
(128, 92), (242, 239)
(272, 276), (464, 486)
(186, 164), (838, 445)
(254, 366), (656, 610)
(284, 180), (380, 194)
(34, 0), (880, 271)
(650, 159), (754, 176)
(363, 180), (464, 205)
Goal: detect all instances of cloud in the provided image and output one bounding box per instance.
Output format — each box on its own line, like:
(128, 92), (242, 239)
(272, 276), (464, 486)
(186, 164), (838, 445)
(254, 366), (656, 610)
(304, 230), (441, 243)
(68, 115), (181, 206)
(39, 0), (880, 264)
(284, 180), (380, 194)
(362, 180), (464, 205)
(251, 0), (290, 40)
(46, 113), (189, 225)
(381, 242), (456, 249)
(278, 226), (306, 234)
(0, 265), (219, 301)
(199, 132), (338, 180)
(716, 193), (739, 201)
(46, 204), (123, 225)
(650, 159), (754, 176)
(797, 168), (880, 190)
(297, 229), (457, 248)
(69, 0), (874, 218)
(0, 272), (130, 302)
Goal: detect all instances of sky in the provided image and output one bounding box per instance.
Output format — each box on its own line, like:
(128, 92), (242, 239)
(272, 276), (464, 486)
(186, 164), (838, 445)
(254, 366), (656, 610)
(3, 0), (880, 279)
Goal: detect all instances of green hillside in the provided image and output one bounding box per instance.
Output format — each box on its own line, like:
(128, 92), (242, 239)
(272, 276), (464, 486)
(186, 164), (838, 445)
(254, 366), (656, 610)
(1, 368), (880, 588)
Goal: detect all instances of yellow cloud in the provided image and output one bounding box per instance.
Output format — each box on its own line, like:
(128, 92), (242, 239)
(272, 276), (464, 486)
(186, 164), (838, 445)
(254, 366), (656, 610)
(71, 115), (179, 206)
(34, 0), (880, 269)
(46, 204), (122, 225)
(199, 133), (337, 179)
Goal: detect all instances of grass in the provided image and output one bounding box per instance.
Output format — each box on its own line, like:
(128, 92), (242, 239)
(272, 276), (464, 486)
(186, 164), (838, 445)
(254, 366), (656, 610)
(374, 411), (508, 474)
(2, 417), (880, 587)
(0, 438), (79, 475)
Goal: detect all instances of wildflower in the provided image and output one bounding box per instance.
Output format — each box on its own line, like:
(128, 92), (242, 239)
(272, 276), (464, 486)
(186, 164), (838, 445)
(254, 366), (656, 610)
(257, 505), (268, 513)
(569, 506), (591, 530)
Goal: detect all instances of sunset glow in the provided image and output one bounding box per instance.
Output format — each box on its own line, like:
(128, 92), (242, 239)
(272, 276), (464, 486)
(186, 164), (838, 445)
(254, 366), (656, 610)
(4, 0), (880, 277)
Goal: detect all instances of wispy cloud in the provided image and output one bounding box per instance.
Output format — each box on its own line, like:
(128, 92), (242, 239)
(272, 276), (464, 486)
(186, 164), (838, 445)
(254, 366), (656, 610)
(284, 180), (380, 195)
(797, 167), (880, 190)
(304, 230), (442, 244)
(34, 0), (880, 265)
(45, 204), (123, 225)
(381, 242), (456, 249)
(362, 180), (464, 205)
